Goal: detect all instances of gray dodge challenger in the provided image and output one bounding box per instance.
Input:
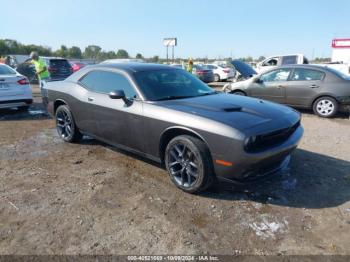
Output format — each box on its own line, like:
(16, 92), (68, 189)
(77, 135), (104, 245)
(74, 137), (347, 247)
(45, 63), (303, 193)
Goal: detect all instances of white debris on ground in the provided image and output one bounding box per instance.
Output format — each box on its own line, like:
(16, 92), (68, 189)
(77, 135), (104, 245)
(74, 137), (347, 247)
(249, 216), (288, 239)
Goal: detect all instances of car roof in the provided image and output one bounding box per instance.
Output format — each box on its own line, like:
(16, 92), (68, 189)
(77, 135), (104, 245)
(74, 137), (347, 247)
(274, 64), (328, 71)
(89, 63), (176, 73)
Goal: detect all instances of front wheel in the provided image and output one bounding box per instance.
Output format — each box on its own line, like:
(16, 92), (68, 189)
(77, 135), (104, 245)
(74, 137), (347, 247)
(55, 105), (82, 142)
(165, 135), (214, 193)
(313, 97), (338, 118)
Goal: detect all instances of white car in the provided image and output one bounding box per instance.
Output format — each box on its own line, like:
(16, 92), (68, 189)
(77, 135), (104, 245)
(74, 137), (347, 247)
(204, 64), (235, 82)
(0, 64), (32, 110)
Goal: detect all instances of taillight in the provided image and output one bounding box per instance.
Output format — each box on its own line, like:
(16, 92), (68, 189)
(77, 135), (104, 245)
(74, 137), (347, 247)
(223, 69), (230, 73)
(17, 78), (29, 85)
(197, 70), (205, 74)
(48, 67), (56, 72)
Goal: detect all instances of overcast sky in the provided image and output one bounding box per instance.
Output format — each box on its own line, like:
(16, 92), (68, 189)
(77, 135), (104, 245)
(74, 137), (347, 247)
(1, 0), (349, 59)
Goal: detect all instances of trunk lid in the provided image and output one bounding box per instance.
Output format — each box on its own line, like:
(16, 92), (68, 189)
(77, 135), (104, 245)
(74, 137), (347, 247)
(0, 74), (26, 96)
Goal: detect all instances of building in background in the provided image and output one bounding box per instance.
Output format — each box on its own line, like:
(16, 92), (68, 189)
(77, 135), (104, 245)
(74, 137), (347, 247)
(332, 38), (350, 63)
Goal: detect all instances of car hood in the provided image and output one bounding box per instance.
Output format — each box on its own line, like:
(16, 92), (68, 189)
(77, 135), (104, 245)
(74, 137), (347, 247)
(230, 60), (257, 78)
(159, 93), (300, 133)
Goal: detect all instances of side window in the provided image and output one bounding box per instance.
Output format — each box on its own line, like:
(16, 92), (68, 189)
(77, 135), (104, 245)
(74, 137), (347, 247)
(260, 69), (291, 82)
(290, 69), (324, 81)
(281, 56), (298, 65)
(262, 57), (278, 66)
(80, 70), (137, 98)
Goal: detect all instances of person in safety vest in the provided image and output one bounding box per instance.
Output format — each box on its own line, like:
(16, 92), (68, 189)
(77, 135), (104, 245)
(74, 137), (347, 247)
(30, 51), (50, 107)
(187, 57), (193, 73)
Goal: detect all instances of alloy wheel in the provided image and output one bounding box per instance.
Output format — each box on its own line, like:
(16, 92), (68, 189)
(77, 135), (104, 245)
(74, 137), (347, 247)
(167, 143), (199, 188)
(316, 99), (335, 116)
(56, 110), (73, 139)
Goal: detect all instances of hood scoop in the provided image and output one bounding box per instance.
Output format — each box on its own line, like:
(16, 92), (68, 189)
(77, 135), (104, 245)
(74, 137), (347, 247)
(223, 106), (242, 112)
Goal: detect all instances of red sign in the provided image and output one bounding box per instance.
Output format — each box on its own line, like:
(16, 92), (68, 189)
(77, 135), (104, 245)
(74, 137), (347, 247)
(332, 38), (350, 48)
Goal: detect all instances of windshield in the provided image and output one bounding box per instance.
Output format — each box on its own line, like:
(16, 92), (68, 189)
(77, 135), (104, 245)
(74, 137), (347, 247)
(133, 69), (216, 101)
(0, 64), (16, 75)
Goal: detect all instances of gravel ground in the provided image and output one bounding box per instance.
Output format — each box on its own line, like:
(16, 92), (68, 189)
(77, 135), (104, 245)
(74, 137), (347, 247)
(0, 86), (349, 255)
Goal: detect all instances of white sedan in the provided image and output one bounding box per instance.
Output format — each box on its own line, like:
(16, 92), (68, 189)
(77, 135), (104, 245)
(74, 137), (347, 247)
(0, 64), (33, 110)
(204, 64), (236, 82)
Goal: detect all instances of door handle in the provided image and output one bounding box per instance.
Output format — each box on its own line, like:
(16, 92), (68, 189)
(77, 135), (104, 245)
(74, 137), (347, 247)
(277, 85), (284, 88)
(88, 97), (94, 102)
(309, 84), (319, 88)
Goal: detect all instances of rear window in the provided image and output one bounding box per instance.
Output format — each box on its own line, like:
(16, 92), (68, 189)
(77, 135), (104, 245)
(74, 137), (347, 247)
(290, 68), (325, 81)
(326, 67), (350, 80)
(0, 65), (16, 75)
(49, 59), (71, 68)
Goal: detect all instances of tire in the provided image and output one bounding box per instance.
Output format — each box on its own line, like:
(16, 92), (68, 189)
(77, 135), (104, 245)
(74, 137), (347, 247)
(231, 90), (246, 96)
(312, 96), (338, 118)
(165, 135), (214, 193)
(55, 105), (82, 143)
(214, 74), (220, 82)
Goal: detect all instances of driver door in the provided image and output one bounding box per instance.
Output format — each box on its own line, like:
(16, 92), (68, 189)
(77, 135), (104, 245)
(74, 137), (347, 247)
(79, 70), (145, 152)
(248, 68), (292, 104)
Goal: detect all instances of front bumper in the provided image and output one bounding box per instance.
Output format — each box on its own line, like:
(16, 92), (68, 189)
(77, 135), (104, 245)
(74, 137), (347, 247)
(214, 126), (303, 183)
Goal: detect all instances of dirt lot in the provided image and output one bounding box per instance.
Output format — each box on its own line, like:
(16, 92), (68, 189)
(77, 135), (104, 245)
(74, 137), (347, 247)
(0, 86), (349, 255)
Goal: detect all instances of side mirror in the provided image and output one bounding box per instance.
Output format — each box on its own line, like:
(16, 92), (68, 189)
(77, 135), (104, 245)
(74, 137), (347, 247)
(109, 90), (125, 99)
(254, 77), (263, 84)
(109, 90), (131, 104)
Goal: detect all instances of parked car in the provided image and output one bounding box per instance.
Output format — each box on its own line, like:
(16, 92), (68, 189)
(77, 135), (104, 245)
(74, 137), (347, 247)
(70, 61), (87, 72)
(0, 64), (32, 110)
(192, 64), (214, 83)
(45, 63), (303, 193)
(17, 57), (73, 83)
(203, 64), (235, 82)
(256, 54), (309, 73)
(224, 64), (350, 117)
(42, 57), (73, 81)
(256, 54), (350, 76)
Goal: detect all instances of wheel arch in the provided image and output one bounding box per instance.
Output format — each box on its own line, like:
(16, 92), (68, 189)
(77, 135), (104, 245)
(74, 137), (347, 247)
(159, 126), (211, 163)
(53, 99), (68, 114)
(310, 93), (339, 108)
(230, 89), (247, 95)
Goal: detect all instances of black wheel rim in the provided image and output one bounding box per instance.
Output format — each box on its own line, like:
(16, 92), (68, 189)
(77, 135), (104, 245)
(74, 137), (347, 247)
(56, 110), (72, 139)
(167, 143), (199, 188)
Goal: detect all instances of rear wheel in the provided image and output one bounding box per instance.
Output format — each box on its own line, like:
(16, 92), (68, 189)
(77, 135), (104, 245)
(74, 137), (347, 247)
(55, 105), (82, 142)
(165, 135), (214, 193)
(313, 97), (338, 118)
(214, 74), (220, 82)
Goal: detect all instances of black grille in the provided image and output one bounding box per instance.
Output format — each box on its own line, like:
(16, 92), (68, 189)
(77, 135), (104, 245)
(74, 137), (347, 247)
(245, 121), (300, 152)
